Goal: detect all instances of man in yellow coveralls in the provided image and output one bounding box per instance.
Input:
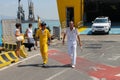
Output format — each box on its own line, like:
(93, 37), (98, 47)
(36, 22), (51, 67)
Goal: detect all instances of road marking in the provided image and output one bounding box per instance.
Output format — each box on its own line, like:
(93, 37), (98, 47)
(0, 49), (57, 71)
(115, 74), (120, 77)
(108, 56), (120, 61)
(90, 76), (99, 80)
(100, 53), (105, 57)
(89, 66), (106, 71)
(0, 54), (40, 71)
(81, 53), (92, 57)
(105, 46), (114, 50)
(48, 49), (120, 80)
(45, 69), (69, 80)
(49, 52), (58, 56)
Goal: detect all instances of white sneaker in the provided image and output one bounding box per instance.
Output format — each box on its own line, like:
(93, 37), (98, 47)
(72, 65), (75, 68)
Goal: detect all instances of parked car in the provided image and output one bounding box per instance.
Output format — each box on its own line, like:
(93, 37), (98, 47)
(91, 16), (111, 34)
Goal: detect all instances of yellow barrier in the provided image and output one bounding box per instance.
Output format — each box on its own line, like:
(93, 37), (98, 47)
(78, 26), (87, 33)
(2, 43), (17, 51)
(2, 43), (8, 51)
(20, 45), (28, 58)
(12, 44), (17, 51)
(0, 43), (27, 68)
(1, 53), (13, 63)
(9, 44), (13, 50)
(0, 54), (11, 68)
(9, 44), (17, 51)
(2, 43), (13, 51)
(0, 51), (19, 68)
(5, 43), (9, 50)
(0, 56), (10, 68)
(5, 51), (19, 63)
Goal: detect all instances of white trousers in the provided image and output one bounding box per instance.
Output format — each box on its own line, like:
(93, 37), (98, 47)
(68, 42), (77, 65)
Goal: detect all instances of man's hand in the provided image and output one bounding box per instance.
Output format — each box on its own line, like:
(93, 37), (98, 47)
(79, 42), (82, 47)
(79, 42), (83, 52)
(62, 33), (66, 45)
(48, 38), (51, 46)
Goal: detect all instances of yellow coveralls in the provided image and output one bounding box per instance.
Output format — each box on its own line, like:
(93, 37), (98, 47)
(36, 29), (51, 64)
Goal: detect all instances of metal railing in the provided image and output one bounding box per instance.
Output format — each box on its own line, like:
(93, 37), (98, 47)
(77, 21), (83, 28)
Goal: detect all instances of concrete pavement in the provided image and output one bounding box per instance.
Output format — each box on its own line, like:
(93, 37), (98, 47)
(0, 35), (120, 80)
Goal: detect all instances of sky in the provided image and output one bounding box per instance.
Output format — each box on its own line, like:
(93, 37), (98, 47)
(0, 0), (59, 20)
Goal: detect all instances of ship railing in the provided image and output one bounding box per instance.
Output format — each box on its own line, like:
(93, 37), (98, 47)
(61, 21), (66, 28)
(77, 21), (83, 28)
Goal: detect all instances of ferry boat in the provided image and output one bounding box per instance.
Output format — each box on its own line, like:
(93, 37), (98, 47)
(57, 0), (120, 27)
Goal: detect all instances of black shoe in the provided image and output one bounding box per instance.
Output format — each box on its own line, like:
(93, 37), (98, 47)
(42, 63), (47, 68)
(28, 49), (31, 51)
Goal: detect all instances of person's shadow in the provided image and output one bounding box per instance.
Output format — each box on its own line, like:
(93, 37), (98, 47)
(45, 64), (71, 68)
(18, 64), (71, 68)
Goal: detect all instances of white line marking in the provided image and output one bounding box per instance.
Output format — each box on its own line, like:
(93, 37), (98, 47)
(81, 53), (92, 57)
(49, 52), (58, 56)
(105, 46), (114, 50)
(90, 76), (99, 80)
(0, 49), (59, 71)
(108, 56), (120, 61)
(100, 53), (105, 57)
(115, 73), (120, 77)
(89, 66), (106, 71)
(45, 69), (69, 80)
(0, 54), (40, 71)
(91, 76), (107, 80)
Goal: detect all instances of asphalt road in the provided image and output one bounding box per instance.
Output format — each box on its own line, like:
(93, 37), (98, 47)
(0, 35), (120, 80)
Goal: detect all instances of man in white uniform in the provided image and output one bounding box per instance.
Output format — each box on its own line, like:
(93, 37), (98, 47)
(62, 21), (82, 68)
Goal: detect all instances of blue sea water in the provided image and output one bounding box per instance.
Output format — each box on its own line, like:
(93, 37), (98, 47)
(0, 20), (60, 46)
(22, 20), (60, 34)
(0, 22), (2, 46)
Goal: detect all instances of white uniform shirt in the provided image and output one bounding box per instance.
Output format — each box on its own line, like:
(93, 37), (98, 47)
(65, 27), (78, 45)
(27, 28), (33, 38)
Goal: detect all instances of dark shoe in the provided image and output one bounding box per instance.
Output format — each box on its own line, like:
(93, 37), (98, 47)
(28, 48), (31, 51)
(42, 63), (47, 68)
